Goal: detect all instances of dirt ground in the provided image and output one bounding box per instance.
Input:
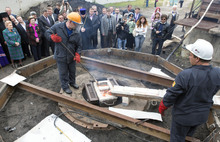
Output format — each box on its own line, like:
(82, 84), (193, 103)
(0, 0), (219, 142)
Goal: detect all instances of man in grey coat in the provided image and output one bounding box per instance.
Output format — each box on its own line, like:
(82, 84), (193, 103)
(101, 9), (116, 48)
(45, 12), (82, 94)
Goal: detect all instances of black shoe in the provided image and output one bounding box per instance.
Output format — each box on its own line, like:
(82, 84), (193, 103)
(70, 84), (79, 89)
(17, 63), (23, 67)
(11, 64), (17, 69)
(64, 88), (72, 94)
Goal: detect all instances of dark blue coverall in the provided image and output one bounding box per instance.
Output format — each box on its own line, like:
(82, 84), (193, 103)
(163, 65), (220, 142)
(45, 22), (82, 91)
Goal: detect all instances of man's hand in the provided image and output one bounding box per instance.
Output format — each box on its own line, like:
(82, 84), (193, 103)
(74, 52), (80, 63)
(51, 34), (62, 43)
(158, 100), (168, 116)
(156, 31), (160, 34)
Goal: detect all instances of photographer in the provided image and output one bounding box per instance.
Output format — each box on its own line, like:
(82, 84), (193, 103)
(59, 0), (73, 15)
(126, 13), (135, 50)
(116, 17), (129, 50)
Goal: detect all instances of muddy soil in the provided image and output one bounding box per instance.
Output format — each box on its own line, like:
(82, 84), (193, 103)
(0, 0), (219, 141)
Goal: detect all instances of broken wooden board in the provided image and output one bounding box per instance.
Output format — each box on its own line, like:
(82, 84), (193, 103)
(163, 35), (181, 48)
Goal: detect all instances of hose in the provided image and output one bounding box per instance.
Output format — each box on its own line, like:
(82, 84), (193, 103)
(166, 0), (215, 61)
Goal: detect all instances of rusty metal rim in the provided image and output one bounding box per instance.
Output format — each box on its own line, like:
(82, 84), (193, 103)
(17, 81), (199, 142)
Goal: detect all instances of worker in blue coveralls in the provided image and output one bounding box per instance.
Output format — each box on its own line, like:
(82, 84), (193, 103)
(45, 12), (82, 95)
(159, 39), (220, 142)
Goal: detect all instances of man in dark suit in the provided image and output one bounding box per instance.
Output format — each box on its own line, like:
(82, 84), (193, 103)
(38, 9), (54, 56)
(99, 8), (107, 48)
(47, 6), (58, 23)
(134, 7), (142, 23)
(16, 16), (31, 58)
(89, 8), (100, 49)
(123, 5), (135, 16)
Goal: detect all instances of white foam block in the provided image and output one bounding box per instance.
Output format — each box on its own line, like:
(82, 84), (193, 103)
(149, 67), (171, 78)
(109, 107), (162, 122)
(15, 114), (91, 142)
(0, 72), (26, 86)
(213, 95), (220, 105)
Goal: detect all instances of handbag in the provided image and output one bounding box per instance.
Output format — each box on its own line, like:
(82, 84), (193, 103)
(132, 29), (136, 37)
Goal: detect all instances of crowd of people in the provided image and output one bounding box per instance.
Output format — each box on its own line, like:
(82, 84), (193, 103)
(0, 1), (181, 68)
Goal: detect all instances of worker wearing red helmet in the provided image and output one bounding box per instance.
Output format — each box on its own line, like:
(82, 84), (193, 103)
(159, 39), (220, 141)
(45, 12), (82, 94)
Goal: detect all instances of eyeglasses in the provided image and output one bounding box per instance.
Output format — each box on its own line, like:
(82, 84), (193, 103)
(161, 19), (166, 20)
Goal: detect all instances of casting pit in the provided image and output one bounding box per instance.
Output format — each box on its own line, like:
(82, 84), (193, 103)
(1, 48), (217, 141)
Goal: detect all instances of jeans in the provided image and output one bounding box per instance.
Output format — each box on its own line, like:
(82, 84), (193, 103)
(152, 37), (164, 55)
(135, 35), (145, 52)
(117, 38), (127, 50)
(57, 60), (76, 90)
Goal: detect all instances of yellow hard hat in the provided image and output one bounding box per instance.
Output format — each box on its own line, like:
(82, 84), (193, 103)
(67, 12), (82, 24)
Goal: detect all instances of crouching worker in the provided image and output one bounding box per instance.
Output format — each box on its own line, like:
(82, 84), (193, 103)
(158, 39), (220, 142)
(45, 12), (82, 94)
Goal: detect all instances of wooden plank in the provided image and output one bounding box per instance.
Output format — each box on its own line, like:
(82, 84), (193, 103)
(0, 84), (14, 110)
(199, 12), (220, 20)
(81, 56), (174, 87)
(82, 48), (158, 64)
(203, 0), (220, 4)
(112, 49), (158, 63)
(157, 57), (183, 76)
(17, 81), (200, 142)
(200, 3), (220, 11)
(16, 56), (56, 77)
(175, 18), (219, 30)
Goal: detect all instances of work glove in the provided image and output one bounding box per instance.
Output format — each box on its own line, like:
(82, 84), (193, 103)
(74, 52), (80, 63)
(51, 34), (62, 43)
(158, 100), (168, 116)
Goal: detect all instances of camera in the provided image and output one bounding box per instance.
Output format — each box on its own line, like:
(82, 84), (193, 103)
(130, 18), (134, 21)
(64, 0), (68, 4)
(120, 21), (125, 25)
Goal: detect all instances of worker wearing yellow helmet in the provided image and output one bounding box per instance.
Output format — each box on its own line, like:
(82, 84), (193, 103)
(159, 39), (220, 141)
(45, 12), (82, 94)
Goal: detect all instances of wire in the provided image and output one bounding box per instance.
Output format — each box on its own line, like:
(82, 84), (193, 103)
(54, 110), (152, 142)
(54, 112), (73, 142)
